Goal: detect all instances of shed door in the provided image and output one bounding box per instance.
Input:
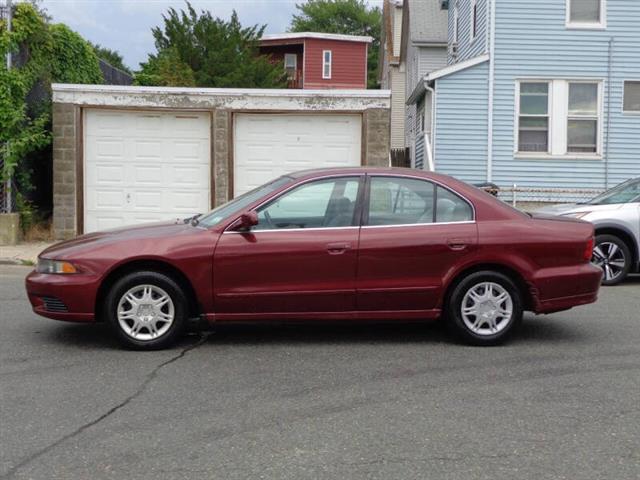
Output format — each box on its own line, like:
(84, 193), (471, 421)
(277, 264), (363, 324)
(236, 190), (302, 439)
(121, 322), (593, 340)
(233, 113), (362, 196)
(84, 109), (211, 233)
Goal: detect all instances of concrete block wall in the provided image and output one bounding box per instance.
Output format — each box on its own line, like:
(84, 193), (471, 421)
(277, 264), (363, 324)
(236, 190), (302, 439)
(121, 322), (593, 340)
(52, 103), (78, 240)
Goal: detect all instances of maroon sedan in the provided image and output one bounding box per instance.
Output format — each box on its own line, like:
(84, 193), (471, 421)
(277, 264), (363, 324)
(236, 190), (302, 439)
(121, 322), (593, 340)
(26, 168), (602, 349)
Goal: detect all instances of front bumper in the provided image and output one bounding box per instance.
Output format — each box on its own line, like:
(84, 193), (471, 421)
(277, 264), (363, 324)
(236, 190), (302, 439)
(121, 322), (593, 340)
(25, 271), (101, 322)
(531, 262), (603, 314)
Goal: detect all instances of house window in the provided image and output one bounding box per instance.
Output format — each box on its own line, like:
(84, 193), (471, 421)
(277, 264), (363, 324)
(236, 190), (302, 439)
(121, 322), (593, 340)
(518, 82), (550, 153)
(567, 0), (605, 28)
(623, 81), (640, 112)
(517, 80), (602, 156)
(322, 50), (332, 79)
(470, 0), (478, 41)
(568, 83), (599, 153)
(452, 1), (460, 43)
(284, 53), (297, 70)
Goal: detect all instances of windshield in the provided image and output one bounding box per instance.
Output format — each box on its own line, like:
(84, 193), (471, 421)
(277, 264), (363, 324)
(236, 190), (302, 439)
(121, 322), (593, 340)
(198, 176), (294, 228)
(586, 178), (640, 205)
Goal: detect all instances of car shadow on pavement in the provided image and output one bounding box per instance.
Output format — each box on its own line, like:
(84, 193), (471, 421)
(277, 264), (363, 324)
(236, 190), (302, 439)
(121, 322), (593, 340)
(43, 313), (590, 351)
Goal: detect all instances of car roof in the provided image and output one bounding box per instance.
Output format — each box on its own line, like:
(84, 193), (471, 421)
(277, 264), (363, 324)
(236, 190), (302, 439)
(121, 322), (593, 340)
(287, 166), (452, 182)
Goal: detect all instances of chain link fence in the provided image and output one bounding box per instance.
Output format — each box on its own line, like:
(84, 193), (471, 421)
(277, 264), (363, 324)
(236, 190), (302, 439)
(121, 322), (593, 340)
(479, 185), (605, 210)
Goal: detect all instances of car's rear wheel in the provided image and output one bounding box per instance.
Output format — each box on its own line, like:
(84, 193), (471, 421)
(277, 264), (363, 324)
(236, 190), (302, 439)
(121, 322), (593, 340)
(105, 271), (188, 350)
(592, 234), (631, 286)
(447, 271), (523, 346)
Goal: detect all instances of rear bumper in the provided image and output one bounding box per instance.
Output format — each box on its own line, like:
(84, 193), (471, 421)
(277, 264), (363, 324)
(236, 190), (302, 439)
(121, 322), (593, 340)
(531, 263), (603, 314)
(25, 271), (99, 322)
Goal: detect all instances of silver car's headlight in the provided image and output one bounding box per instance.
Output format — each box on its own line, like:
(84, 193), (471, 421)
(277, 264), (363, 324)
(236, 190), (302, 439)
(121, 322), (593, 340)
(36, 258), (78, 274)
(562, 211), (592, 219)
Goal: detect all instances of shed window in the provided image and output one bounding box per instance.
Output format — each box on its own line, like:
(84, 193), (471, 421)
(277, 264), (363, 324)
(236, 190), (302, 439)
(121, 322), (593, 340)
(284, 53), (297, 70)
(518, 82), (550, 153)
(623, 81), (640, 112)
(322, 50), (332, 79)
(568, 0), (605, 27)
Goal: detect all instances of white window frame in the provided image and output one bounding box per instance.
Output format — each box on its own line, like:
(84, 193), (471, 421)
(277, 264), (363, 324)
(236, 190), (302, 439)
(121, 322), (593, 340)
(567, 80), (602, 154)
(470, 0), (478, 42)
(515, 79), (604, 159)
(322, 50), (332, 79)
(566, 0), (607, 30)
(284, 53), (297, 70)
(622, 80), (640, 114)
(452, 2), (460, 43)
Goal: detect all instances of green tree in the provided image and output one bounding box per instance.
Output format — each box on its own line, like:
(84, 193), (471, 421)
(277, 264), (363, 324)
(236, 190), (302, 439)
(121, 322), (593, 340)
(137, 3), (286, 88)
(90, 42), (131, 74)
(1, 3), (103, 227)
(289, 0), (382, 89)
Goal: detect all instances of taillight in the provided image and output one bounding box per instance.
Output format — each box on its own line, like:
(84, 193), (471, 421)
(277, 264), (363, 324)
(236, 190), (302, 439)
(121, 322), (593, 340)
(583, 237), (594, 262)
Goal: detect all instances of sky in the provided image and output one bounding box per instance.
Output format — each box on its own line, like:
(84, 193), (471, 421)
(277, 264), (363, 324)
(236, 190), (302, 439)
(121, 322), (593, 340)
(39, 0), (382, 71)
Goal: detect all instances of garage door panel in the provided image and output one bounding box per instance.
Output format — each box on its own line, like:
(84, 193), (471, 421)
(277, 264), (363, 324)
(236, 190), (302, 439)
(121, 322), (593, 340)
(234, 114), (362, 196)
(84, 109), (211, 233)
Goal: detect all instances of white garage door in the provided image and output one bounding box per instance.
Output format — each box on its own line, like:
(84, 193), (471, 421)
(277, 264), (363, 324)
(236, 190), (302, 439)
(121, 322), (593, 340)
(84, 110), (211, 233)
(234, 114), (362, 196)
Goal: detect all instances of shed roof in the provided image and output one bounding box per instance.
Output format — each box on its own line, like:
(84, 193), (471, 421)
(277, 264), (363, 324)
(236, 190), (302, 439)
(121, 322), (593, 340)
(261, 32), (373, 44)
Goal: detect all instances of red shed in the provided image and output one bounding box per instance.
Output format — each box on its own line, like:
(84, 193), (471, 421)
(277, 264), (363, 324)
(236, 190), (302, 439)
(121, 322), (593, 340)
(259, 33), (372, 89)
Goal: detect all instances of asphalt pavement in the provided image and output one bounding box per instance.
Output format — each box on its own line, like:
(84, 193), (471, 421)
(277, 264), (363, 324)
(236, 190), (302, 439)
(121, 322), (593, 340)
(1, 264), (639, 479)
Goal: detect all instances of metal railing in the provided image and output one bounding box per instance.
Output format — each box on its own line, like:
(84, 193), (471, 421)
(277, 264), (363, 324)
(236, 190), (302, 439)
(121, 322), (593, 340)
(479, 184), (605, 209)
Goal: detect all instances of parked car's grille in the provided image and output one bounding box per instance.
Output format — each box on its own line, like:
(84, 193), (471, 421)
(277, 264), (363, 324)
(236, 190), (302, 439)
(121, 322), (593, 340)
(41, 296), (68, 313)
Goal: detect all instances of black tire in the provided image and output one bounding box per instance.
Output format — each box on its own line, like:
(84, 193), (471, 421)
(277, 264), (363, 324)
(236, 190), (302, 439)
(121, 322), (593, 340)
(446, 271), (523, 346)
(104, 271), (188, 350)
(593, 234), (632, 286)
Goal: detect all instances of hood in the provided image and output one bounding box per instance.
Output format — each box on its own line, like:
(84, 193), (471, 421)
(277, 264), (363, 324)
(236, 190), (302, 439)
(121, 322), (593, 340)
(40, 221), (199, 259)
(534, 203), (580, 215)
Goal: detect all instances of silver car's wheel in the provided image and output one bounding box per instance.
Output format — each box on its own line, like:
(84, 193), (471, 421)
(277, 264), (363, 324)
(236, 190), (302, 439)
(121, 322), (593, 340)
(117, 284), (175, 341)
(460, 282), (514, 336)
(592, 241), (627, 284)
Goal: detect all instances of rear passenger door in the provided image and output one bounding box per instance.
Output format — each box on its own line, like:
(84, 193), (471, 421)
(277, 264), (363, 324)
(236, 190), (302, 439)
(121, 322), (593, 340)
(356, 175), (478, 313)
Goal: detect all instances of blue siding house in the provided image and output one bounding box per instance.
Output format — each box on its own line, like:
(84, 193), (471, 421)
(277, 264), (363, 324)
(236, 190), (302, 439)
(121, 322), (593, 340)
(407, 0), (640, 196)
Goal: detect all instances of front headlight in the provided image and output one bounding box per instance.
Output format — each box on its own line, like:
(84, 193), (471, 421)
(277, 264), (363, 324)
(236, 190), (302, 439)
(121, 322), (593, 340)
(36, 259), (78, 274)
(562, 211), (592, 219)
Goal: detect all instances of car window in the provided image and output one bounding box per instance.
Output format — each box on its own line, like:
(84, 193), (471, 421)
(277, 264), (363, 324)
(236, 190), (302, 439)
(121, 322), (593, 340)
(366, 177), (474, 226)
(587, 179), (640, 205)
(256, 177), (361, 230)
(436, 186), (474, 222)
(199, 176), (293, 227)
(367, 177), (435, 226)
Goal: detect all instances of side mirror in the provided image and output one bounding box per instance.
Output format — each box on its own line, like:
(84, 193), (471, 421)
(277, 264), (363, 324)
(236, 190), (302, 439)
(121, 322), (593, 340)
(235, 211), (259, 231)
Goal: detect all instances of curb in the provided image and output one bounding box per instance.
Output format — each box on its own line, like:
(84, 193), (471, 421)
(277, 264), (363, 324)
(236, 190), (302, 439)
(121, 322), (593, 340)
(0, 258), (33, 266)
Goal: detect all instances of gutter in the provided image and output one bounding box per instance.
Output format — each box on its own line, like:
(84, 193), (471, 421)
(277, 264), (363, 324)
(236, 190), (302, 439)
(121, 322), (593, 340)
(486, 0), (497, 182)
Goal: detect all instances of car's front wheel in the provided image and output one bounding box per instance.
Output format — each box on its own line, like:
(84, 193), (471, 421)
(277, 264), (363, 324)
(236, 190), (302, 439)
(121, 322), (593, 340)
(592, 234), (631, 286)
(447, 271), (523, 346)
(105, 271), (188, 350)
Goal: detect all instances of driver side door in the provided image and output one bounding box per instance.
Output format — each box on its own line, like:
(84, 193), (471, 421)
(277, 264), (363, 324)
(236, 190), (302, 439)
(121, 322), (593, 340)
(213, 176), (363, 318)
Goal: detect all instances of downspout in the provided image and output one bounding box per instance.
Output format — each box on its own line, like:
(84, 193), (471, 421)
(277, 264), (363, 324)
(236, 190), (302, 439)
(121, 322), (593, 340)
(426, 82), (437, 171)
(486, 0), (496, 182)
(605, 37), (614, 189)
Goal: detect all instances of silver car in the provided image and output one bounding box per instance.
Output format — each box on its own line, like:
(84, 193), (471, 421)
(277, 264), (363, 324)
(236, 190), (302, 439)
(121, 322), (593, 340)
(537, 178), (640, 285)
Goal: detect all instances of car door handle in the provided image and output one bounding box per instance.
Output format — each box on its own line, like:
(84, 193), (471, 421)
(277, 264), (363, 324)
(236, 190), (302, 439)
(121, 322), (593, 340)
(447, 239), (467, 251)
(327, 242), (352, 255)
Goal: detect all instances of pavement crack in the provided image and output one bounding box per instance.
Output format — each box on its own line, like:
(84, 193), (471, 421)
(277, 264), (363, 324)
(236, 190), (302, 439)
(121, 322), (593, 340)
(1, 334), (208, 479)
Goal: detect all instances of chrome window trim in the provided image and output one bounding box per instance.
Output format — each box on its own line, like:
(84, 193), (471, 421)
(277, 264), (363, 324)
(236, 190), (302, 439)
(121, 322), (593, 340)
(223, 226), (360, 235)
(361, 220), (476, 230)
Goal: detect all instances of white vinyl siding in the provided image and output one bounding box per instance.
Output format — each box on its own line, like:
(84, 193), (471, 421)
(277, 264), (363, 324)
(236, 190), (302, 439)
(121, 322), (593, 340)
(322, 50), (332, 79)
(516, 79), (603, 158)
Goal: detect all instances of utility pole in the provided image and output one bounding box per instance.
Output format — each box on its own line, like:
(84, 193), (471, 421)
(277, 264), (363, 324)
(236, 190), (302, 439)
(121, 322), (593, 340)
(4, 0), (12, 213)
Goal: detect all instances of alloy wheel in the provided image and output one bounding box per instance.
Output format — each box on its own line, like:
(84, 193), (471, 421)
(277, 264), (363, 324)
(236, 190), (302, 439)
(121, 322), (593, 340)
(592, 242), (626, 283)
(461, 282), (514, 336)
(117, 284), (175, 341)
